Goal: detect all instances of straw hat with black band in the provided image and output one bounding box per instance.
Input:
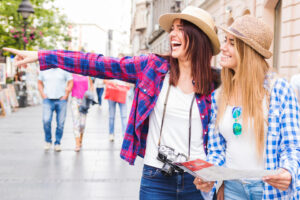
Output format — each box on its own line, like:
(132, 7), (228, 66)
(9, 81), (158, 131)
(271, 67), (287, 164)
(219, 15), (273, 58)
(159, 6), (220, 55)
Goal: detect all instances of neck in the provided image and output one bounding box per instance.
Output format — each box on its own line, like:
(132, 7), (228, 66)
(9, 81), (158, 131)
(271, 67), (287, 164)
(178, 59), (192, 79)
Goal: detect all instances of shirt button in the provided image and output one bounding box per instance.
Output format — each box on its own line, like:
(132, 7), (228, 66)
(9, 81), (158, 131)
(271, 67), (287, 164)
(143, 89), (146, 92)
(204, 131), (207, 134)
(201, 115), (204, 119)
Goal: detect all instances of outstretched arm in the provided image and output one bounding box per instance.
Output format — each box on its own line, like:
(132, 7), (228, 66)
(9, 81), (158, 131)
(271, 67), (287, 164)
(3, 48), (150, 84)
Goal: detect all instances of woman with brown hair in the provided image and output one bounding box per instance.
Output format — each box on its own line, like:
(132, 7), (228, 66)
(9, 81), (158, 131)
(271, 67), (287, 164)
(4, 6), (221, 199)
(194, 15), (300, 200)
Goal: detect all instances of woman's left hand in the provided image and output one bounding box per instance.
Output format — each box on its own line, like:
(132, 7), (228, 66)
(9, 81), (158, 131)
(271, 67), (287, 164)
(262, 168), (292, 191)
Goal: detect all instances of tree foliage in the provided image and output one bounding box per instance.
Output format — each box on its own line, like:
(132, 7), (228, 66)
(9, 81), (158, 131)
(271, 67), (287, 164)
(0, 0), (72, 53)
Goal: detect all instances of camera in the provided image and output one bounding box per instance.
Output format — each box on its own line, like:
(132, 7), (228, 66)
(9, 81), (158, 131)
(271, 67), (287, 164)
(156, 145), (188, 176)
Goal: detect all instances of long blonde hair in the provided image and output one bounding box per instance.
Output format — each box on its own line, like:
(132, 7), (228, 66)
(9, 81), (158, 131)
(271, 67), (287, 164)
(216, 38), (270, 158)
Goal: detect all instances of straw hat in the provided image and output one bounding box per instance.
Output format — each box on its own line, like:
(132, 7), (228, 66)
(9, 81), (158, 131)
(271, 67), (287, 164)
(220, 15), (273, 58)
(159, 6), (220, 55)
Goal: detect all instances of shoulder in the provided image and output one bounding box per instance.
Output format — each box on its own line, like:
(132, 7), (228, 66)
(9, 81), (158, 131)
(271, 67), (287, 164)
(61, 69), (72, 77)
(270, 78), (296, 108)
(137, 53), (170, 74)
(148, 53), (169, 64)
(272, 78), (291, 93)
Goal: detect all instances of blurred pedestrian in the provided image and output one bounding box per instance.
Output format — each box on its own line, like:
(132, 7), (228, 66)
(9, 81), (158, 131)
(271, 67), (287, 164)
(104, 79), (129, 141)
(194, 15), (300, 200)
(94, 78), (105, 107)
(71, 74), (94, 152)
(37, 68), (73, 151)
(4, 6), (222, 199)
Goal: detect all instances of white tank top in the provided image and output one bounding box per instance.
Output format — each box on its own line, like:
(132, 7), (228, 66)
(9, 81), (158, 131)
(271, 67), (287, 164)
(143, 74), (205, 169)
(218, 102), (268, 170)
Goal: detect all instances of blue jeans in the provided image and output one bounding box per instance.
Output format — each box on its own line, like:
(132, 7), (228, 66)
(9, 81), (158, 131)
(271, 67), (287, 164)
(96, 87), (104, 105)
(42, 99), (67, 145)
(224, 180), (263, 200)
(108, 100), (127, 135)
(140, 165), (205, 200)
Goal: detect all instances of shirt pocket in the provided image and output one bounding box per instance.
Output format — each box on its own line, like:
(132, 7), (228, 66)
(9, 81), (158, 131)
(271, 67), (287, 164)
(137, 76), (156, 97)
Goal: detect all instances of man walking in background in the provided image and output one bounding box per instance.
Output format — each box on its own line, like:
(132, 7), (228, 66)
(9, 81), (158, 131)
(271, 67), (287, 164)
(94, 78), (105, 107)
(38, 68), (73, 151)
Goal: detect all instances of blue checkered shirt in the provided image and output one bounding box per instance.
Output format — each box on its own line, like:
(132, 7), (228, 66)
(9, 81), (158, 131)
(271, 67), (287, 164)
(206, 76), (300, 199)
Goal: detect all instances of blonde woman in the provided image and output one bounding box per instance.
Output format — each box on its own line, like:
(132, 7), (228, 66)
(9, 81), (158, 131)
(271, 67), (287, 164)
(194, 15), (300, 199)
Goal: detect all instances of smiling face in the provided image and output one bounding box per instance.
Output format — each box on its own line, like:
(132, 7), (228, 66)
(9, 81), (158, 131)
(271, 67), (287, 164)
(169, 19), (188, 60)
(219, 33), (238, 70)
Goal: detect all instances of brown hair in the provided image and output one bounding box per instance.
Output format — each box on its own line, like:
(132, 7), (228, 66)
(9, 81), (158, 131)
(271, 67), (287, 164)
(169, 19), (214, 95)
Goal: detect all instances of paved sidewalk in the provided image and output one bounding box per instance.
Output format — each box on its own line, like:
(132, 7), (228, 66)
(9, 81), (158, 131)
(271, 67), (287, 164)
(0, 100), (143, 200)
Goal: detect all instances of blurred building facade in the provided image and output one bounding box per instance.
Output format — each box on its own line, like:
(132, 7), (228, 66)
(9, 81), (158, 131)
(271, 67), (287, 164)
(67, 23), (107, 53)
(67, 23), (131, 57)
(130, 0), (300, 78)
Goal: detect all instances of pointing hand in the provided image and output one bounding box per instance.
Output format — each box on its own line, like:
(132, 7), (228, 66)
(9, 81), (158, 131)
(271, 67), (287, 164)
(3, 47), (38, 68)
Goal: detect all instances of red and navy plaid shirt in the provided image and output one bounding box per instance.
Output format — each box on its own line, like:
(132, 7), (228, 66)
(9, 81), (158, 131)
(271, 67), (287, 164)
(38, 50), (214, 165)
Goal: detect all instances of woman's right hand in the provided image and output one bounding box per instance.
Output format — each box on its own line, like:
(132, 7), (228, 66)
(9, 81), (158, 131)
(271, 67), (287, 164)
(3, 48), (38, 68)
(193, 177), (215, 192)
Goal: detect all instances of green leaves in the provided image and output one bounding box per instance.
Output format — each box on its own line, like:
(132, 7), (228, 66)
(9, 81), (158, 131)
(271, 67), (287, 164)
(0, 0), (71, 53)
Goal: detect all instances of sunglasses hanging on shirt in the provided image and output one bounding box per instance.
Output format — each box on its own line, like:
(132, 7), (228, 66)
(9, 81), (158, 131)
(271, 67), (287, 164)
(232, 106), (242, 136)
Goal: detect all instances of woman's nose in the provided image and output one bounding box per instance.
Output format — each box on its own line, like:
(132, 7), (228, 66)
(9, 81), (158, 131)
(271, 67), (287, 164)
(170, 29), (176, 37)
(220, 43), (227, 52)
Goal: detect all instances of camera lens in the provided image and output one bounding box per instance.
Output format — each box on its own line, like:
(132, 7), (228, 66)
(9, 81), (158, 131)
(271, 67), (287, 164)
(161, 163), (175, 176)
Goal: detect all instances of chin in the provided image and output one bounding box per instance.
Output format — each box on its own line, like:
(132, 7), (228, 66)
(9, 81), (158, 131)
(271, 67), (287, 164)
(171, 53), (179, 58)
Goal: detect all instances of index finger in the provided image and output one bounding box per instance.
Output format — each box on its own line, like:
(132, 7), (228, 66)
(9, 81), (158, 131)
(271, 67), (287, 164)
(3, 47), (20, 55)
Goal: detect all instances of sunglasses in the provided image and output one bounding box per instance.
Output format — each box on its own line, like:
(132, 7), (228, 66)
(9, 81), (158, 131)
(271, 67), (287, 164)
(232, 107), (242, 136)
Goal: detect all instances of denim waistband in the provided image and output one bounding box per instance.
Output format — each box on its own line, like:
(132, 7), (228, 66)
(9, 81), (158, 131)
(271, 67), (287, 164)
(144, 164), (184, 176)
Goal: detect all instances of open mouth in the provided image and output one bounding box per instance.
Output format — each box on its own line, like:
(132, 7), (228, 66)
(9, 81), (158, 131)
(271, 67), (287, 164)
(171, 41), (182, 50)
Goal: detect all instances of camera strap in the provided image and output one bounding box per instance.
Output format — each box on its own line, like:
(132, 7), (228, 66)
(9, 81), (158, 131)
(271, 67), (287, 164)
(158, 84), (195, 160)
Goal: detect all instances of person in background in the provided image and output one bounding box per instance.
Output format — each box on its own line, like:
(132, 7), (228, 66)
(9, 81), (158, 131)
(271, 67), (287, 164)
(104, 79), (129, 142)
(94, 78), (105, 107)
(194, 15), (300, 200)
(38, 68), (73, 152)
(4, 6), (223, 199)
(71, 74), (94, 152)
